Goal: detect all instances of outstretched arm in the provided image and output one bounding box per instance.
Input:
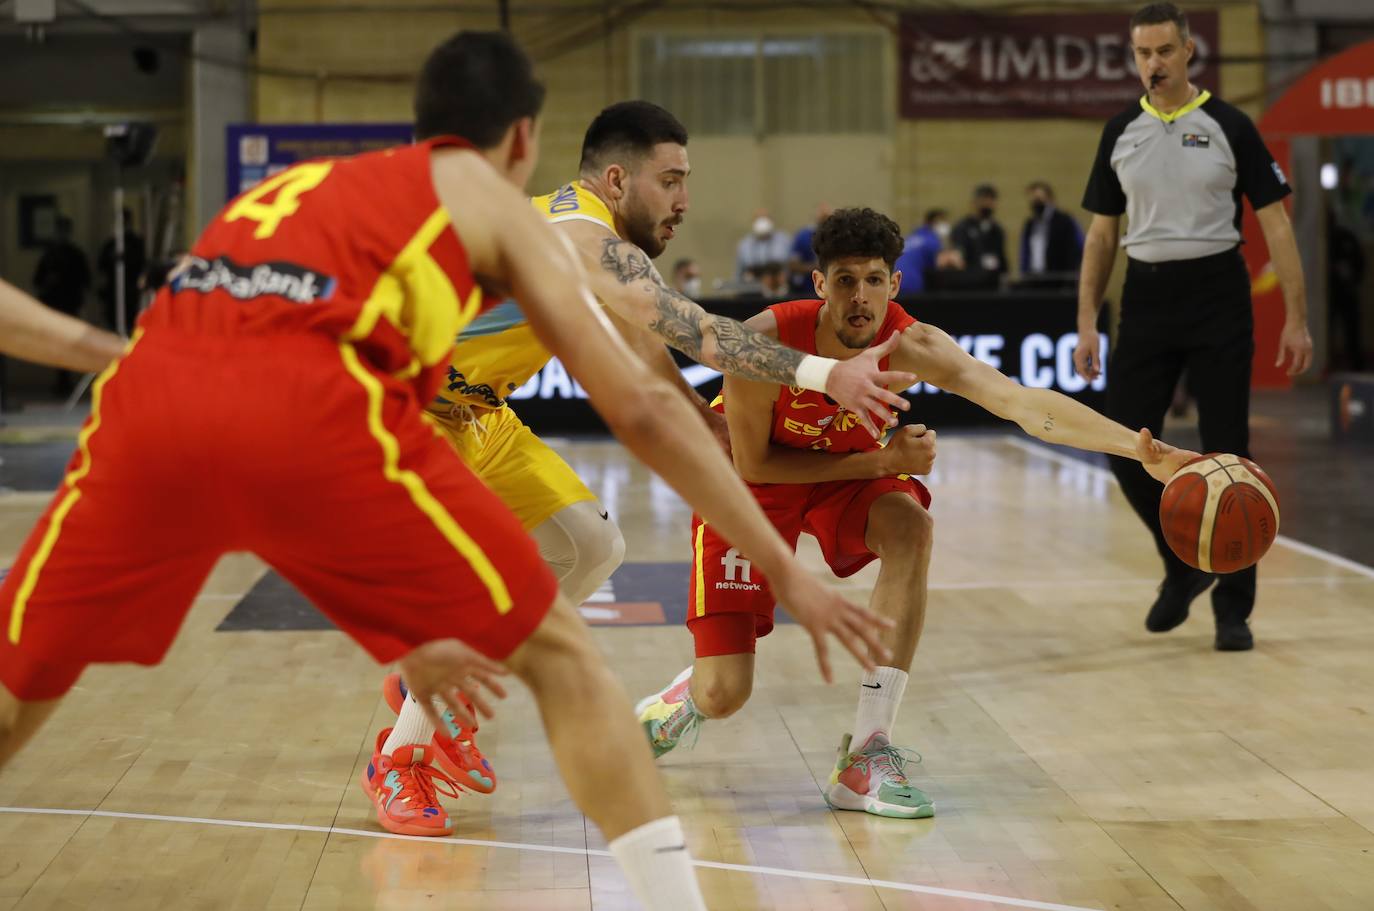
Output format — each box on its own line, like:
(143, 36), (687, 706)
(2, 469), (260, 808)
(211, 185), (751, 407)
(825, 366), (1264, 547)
(564, 221), (915, 437)
(894, 323), (1196, 482)
(0, 278), (125, 373)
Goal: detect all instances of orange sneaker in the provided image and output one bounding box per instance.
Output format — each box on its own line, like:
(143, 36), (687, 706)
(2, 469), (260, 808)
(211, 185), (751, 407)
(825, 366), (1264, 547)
(360, 727), (461, 837)
(381, 672), (497, 794)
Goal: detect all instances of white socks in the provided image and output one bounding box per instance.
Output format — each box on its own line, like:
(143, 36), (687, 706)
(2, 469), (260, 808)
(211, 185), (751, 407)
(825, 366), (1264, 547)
(608, 816), (707, 911)
(382, 692), (438, 756)
(851, 666), (908, 748)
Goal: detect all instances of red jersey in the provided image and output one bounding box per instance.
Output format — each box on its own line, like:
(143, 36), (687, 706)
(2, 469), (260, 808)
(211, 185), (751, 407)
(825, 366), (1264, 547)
(716, 298), (915, 454)
(143, 136), (484, 401)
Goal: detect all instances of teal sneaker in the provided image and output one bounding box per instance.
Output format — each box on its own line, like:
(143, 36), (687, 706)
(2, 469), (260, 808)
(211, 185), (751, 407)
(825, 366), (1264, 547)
(634, 667), (704, 759)
(824, 732), (934, 819)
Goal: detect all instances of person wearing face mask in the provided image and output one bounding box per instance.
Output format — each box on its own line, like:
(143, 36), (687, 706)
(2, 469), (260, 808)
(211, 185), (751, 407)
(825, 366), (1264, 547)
(950, 184), (1008, 289)
(892, 208), (952, 295)
(1074, 2), (1313, 651)
(1018, 181), (1084, 288)
(736, 210), (793, 284)
(672, 258), (703, 298)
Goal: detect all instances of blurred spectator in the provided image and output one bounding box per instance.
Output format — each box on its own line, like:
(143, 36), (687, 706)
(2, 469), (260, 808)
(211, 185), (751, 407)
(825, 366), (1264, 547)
(1329, 210), (1366, 371)
(893, 208), (957, 294)
(671, 257), (702, 298)
(787, 203), (833, 293)
(735, 210), (791, 282)
(950, 184), (1007, 289)
(33, 216), (90, 319)
(1019, 181), (1084, 286)
(757, 263), (788, 299)
(97, 209), (146, 334)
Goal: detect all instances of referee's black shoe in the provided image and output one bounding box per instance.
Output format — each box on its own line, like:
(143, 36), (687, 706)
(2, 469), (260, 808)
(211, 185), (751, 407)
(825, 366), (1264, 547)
(1214, 621), (1254, 651)
(1145, 570), (1215, 633)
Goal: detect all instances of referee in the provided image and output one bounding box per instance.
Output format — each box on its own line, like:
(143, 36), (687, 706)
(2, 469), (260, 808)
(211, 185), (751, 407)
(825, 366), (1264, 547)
(1073, 2), (1312, 651)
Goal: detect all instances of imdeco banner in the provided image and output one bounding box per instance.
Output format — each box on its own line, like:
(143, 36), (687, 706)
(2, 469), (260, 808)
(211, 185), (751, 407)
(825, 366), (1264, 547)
(900, 12), (1219, 120)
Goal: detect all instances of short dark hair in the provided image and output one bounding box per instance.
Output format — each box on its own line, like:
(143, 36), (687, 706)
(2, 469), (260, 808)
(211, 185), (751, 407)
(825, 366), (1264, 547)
(1026, 180), (1054, 197)
(973, 183), (998, 200)
(812, 207), (904, 272)
(414, 31), (546, 147)
(1130, 3), (1189, 40)
(922, 207), (948, 225)
(579, 101), (688, 173)
(672, 257), (696, 274)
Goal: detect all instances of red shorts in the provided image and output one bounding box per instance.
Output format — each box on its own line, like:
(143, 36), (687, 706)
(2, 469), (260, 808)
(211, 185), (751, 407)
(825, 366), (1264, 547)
(687, 475), (931, 657)
(0, 329), (557, 700)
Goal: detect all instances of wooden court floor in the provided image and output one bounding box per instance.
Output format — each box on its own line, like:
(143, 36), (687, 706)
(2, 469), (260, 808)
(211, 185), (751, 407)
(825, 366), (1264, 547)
(2, 435), (1372, 911)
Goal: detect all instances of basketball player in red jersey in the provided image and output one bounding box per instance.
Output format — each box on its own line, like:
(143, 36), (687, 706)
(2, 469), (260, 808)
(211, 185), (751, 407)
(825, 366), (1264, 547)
(0, 34), (893, 910)
(637, 208), (1198, 819)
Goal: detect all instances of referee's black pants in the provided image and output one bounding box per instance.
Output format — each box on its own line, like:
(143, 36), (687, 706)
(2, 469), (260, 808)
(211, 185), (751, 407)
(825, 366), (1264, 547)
(1106, 248), (1256, 624)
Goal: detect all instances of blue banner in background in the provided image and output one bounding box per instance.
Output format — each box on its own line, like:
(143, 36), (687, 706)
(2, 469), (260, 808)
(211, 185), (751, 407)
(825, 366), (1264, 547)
(225, 123), (413, 201)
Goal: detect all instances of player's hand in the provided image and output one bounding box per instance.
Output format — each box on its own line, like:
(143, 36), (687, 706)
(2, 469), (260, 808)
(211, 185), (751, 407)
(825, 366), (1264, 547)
(768, 562), (894, 684)
(1276, 319), (1313, 376)
(704, 406), (732, 456)
(881, 424), (937, 475)
(825, 332), (917, 439)
(1073, 329), (1101, 382)
(398, 638), (510, 730)
(1135, 428), (1199, 485)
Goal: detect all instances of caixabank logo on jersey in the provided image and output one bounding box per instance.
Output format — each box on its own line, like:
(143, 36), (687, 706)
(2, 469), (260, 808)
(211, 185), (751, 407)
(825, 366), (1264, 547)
(171, 254), (336, 304)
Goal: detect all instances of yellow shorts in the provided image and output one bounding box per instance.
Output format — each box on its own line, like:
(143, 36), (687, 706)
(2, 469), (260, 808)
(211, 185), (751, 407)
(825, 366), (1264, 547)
(428, 405), (596, 531)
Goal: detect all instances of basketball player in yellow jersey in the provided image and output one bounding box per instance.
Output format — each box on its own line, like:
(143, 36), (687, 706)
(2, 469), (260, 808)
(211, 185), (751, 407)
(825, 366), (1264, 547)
(374, 102), (918, 797)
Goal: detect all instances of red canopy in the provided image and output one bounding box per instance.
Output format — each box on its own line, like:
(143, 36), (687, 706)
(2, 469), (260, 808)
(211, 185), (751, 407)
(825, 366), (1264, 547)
(1259, 39), (1374, 136)
(1243, 39), (1374, 388)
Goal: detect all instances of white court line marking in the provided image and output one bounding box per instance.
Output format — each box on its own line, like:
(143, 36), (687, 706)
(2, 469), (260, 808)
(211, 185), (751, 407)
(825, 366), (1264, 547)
(0, 806), (1103, 911)
(1000, 435), (1374, 581)
(925, 576), (1368, 591)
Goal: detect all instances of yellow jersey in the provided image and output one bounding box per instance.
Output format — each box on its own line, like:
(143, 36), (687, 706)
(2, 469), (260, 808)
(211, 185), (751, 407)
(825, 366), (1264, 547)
(433, 181), (618, 411)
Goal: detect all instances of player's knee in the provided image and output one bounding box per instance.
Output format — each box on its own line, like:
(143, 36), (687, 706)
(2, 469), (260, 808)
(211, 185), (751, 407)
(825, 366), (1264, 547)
(531, 501), (626, 607)
(867, 496), (934, 560)
(692, 673), (751, 718)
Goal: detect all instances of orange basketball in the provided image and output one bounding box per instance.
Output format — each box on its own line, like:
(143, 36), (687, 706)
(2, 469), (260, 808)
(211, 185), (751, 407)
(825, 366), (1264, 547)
(1159, 454), (1280, 573)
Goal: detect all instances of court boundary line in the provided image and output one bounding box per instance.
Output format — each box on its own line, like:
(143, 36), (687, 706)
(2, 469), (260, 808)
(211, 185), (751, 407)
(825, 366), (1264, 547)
(1000, 435), (1374, 581)
(0, 805), (1103, 911)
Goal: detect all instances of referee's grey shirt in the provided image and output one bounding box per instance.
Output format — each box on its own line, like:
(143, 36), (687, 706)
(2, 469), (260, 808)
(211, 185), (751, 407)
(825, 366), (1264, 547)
(1082, 90), (1291, 263)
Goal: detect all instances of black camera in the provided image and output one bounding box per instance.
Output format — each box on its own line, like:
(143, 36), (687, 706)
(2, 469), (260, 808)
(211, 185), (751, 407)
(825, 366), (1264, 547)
(103, 122), (159, 168)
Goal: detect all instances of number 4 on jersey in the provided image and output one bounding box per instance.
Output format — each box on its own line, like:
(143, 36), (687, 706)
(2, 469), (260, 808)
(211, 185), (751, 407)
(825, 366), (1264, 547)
(225, 162), (334, 239)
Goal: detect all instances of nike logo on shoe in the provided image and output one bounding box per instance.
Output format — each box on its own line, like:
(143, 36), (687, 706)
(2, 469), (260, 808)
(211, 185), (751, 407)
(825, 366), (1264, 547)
(598, 510), (610, 520)
(862, 683), (883, 689)
(655, 844), (687, 853)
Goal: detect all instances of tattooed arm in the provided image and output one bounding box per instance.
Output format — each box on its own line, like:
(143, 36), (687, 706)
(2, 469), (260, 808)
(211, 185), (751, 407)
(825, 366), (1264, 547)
(892, 322), (1194, 483)
(602, 302), (732, 451)
(561, 221), (915, 437)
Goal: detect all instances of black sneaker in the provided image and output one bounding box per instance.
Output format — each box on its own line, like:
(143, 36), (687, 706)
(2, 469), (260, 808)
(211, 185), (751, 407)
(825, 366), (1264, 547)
(1215, 621), (1254, 651)
(1145, 571), (1215, 633)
